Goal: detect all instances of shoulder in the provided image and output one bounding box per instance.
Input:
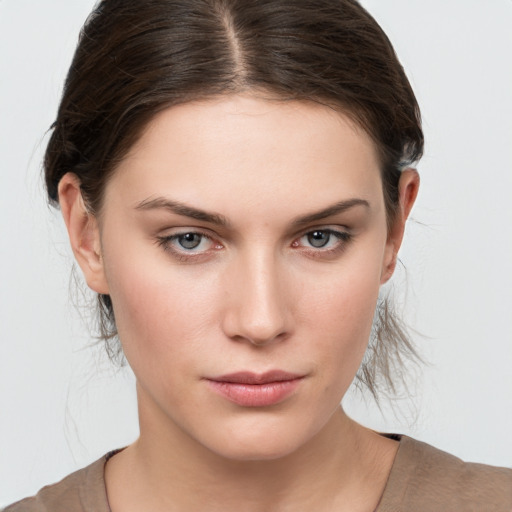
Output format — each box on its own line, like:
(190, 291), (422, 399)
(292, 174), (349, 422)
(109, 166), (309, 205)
(3, 452), (115, 512)
(378, 435), (512, 512)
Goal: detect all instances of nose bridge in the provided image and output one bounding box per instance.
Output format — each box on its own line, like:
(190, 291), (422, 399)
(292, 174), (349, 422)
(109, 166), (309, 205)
(224, 246), (290, 345)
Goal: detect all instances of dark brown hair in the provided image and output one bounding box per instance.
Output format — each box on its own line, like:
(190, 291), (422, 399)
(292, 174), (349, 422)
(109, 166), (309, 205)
(45, 0), (424, 399)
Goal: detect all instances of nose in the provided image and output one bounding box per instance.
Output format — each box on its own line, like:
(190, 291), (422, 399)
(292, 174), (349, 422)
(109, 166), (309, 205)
(221, 250), (292, 346)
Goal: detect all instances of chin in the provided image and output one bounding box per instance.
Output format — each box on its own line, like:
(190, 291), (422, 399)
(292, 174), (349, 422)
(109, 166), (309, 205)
(211, 437), (304, 462)
(198, 415), (322, 462)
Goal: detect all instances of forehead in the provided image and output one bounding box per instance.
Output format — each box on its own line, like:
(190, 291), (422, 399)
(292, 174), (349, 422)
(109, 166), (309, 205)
(105, 94), (384, 220)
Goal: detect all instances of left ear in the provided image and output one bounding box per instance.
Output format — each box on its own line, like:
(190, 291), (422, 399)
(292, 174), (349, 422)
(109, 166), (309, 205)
(381, 168), (420, 284)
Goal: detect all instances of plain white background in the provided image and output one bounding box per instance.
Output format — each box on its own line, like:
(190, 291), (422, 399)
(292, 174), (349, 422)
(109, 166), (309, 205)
(1, 0), (511, 504)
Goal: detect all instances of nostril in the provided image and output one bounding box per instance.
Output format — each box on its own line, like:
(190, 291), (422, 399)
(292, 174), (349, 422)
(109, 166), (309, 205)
(222, 309), (290, 346)
(246, 329), (288, 347)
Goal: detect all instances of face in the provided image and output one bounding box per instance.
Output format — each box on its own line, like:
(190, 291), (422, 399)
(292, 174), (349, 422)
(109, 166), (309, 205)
(65, 95), (409, 461)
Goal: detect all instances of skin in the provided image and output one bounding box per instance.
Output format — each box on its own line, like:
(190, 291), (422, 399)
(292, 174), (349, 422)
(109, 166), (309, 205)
(59, 94), (419, 512)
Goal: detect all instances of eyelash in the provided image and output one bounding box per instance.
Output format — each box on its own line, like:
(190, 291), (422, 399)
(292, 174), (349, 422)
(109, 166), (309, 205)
(292, 229), (352, 258)
(155, 228), (352, 261)
(156, 230), (221, 262)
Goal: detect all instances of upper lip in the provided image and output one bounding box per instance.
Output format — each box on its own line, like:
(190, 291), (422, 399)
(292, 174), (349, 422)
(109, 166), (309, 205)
(208, 370), (303, 385)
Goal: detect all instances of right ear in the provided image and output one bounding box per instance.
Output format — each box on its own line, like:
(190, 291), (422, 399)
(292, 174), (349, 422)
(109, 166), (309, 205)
(58, 173), (110, 295)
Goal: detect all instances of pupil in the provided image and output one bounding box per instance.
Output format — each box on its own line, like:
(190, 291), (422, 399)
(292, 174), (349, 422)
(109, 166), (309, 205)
(308, 231), (329, 248)
(179, 233), (201, 249)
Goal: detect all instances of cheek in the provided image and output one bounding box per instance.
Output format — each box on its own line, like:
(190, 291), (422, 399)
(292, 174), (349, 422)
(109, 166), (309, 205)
(102, 242), (222, 377)
(296, 249), (384, 383)
(302, 238), (383, 326)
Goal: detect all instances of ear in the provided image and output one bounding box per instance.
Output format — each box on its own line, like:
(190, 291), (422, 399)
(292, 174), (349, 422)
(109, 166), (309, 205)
(381, 168), (420, 284)
(58, 173), (110, 294)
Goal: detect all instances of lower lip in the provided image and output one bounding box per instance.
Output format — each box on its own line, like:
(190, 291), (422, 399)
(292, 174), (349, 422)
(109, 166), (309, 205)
(206, 378), (303, 407)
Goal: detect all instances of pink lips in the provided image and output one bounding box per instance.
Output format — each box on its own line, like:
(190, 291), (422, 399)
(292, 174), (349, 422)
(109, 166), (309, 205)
(205, 371), (303, 407)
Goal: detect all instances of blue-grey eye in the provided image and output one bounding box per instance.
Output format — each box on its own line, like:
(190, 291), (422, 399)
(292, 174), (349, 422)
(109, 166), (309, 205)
(307, 231), (331, 248)
(178, 233), (203, 249)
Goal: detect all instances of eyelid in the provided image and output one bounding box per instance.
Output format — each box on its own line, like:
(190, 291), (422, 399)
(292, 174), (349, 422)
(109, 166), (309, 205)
(156, 229), (223, 257)
(293, 224), (351, 241)
(291, 226), (353, 255)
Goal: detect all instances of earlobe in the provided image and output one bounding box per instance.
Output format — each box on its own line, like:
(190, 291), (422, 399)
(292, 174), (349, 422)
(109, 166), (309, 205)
(381, 168), (420, 284)
(58, 173), (110, 295)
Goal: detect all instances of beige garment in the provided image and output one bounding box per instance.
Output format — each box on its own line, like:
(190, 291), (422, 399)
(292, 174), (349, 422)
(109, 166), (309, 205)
(376, 436), (512, 511)
(5, 436), (512, 511)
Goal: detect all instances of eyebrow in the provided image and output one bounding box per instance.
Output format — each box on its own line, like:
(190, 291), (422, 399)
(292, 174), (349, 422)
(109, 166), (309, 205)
(135, 197), (231, 227)
(290, 198), (370, 227)
(135, 196), (370, 228)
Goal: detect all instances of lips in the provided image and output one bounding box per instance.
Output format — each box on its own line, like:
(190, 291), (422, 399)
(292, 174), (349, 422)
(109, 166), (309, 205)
(205, 371), (304, 407)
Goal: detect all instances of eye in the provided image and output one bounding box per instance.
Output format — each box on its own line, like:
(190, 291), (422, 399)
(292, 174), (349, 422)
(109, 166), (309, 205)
(176, 233), (204, 250)
(306, 230), (333, 248)
(156, 231), (223, 258)
(292, 228), (352, 255)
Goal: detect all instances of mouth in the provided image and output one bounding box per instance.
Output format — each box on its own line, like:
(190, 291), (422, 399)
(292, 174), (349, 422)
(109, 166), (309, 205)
(205, 371), (304, 407)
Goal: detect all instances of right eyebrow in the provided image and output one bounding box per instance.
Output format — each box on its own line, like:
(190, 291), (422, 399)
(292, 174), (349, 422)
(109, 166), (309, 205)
(134, 196), (231, 227)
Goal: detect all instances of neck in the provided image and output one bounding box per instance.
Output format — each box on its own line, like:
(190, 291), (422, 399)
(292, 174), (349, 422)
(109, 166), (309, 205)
(105, 388), (398, 512)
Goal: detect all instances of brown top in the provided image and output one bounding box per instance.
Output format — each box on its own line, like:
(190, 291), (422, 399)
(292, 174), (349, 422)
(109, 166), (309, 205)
(5, 436), (512, 512)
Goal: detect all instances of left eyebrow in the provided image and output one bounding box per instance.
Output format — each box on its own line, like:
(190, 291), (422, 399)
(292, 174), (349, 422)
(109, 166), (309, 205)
(290, 198), (370, 228)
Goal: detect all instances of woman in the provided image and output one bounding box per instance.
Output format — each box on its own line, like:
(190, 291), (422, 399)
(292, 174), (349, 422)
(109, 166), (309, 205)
(4, 0), (511, 510)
